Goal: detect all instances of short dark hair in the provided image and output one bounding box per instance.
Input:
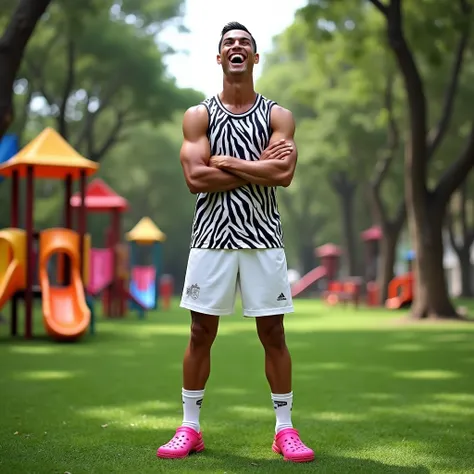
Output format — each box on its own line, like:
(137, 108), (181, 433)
(218, 22), (257, 53)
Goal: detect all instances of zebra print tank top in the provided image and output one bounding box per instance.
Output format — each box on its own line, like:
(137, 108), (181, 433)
(189, 93), (284, 250)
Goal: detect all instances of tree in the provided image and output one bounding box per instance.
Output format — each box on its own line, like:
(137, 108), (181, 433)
(446, 176), (474, 297)
(257, 47), (337, 274)
(369, 71), (406, 301)
(369, 0), (474, 318)
(259, 19), (392, 277)
(8, 0), (201, 160)
(0, 0), (52, 139)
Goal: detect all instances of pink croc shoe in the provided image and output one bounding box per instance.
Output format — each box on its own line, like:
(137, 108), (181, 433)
(272, 427), (315, 463)
(156, 426), (205, 459)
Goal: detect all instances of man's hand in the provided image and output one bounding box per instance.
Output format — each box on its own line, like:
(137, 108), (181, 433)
(209, 156), (231, 169)
(260, 139), (293, 161)
(210, 139), (293, 169)
(213, 106), (297, 188)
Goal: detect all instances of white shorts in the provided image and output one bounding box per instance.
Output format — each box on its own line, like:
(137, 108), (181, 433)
(180, 248), (294, 317)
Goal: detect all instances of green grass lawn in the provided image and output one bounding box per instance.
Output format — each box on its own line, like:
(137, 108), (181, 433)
(1, 299), (474, 473)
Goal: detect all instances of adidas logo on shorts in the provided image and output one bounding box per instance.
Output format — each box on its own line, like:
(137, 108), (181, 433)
(277, 292), (287, 301)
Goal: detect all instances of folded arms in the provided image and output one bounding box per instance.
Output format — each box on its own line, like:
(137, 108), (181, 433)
(180, 104), (297, 194)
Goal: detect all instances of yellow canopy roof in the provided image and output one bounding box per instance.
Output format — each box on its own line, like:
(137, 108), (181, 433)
(126, 217), (166, 243)
(0, 127), (99, 179)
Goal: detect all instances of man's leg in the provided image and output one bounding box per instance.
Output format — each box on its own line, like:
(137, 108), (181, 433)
(239, 248), (314, 462)
(255, 315), (293, 430)
(157, 248), (238, 459)
(181, 311), (219, 432)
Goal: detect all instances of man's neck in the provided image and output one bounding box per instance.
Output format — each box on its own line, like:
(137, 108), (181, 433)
(220, 75), (256, 109)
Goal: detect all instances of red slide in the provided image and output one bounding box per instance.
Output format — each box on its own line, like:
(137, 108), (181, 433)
(291, 266), (327, 297)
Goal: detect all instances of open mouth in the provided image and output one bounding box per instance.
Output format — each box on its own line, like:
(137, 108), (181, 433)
(230, 54), (245, 64)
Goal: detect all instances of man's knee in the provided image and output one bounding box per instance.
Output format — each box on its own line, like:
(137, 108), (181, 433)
(256, 316), (287, 352)
(189, 312), (219, 349)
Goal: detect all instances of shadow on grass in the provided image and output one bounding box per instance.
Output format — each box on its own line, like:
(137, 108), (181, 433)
(0, 306), (473, 472)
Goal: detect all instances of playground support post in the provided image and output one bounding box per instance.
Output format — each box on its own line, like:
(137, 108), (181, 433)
(11, 169), (19, 227)
(112, 209), (120, 317)
(78, 170), (86, 283)
(154, 242), (162, 308)
(64, 175), (72, 228)
(62, 174), (73, 283)
(25, 165), (34, 339)
(10, 169), (19, 336)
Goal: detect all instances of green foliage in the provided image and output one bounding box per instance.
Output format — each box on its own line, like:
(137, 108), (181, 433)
(257, 0), (474, 275)
(0, 0), (203, 286)
(3, 0), (473, 285)
(98, 116), (195, 283)
(257, 11), (406, 271)
(7, 0), (202, 160)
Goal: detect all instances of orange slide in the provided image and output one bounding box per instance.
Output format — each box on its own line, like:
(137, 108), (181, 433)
(0, 229), (26, 310)
(39, 228), (90, 340)
(385, 272), (414, 309)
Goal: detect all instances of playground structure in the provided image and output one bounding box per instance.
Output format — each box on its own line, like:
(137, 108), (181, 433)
(70, 178), (130, 318)
(290, 243), (363, 305)
(70, 181), (172, 319)
(0, 127), (98, 340)
(0, 129), (172, 341)
(290, 228), (415, 309)
(126, 217), (169, 317)
(361, 226), (415, 309)
(385, 250), (415, 309)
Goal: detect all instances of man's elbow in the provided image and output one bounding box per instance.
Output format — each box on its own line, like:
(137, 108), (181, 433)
(279, 171), (294, 188)
(185, 175), (201, 194)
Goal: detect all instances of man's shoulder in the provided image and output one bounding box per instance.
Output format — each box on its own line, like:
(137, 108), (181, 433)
(184, 96), (217, 118)
(268, 104), (294, 125)
(257, 94), (292, 116)
(182, 103), (211, 132)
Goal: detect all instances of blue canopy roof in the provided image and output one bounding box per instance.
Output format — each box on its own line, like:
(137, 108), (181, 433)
(0, 134), (19, 183)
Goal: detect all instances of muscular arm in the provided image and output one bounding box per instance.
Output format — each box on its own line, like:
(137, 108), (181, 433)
(180, 105), (248, 194)
(217, 106), (298, 188)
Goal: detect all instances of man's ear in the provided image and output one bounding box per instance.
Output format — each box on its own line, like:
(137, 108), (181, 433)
(216, 54), (222, 65)
(254, 53), (260, 65)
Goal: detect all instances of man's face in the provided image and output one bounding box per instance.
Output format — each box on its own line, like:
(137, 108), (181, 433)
(217, 29), (259, 76)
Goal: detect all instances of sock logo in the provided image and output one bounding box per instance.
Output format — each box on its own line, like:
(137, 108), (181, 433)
(196, 398), (203, 408)
(273, 400), (288, 409)
(277, 292), (286, 301)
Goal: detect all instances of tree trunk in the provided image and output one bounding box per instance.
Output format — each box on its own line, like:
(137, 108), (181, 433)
(339, 188), (358, 276)
(377, 0), (474, 320)
(0, 0), (52, 139)
(457, 247), (473, 297)
(447, 181), (474, 298)
(377, 226), (399, 302)
(331, 171), (358, 276)
(299, 241), (316, 275)
(409, 202), (458, 319)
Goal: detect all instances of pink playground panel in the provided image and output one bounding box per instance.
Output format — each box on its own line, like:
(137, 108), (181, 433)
(87, 248), (113, 294)
(132, 266), (156, 291)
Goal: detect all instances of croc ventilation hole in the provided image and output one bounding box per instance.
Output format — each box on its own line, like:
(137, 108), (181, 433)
(284, 435), (306, 453)
(166, 434), (191, 449)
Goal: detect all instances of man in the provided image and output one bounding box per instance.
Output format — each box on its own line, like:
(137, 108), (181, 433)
(156, 21), (314, 463)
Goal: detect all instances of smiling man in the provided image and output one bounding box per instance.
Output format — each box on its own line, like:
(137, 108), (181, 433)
(156, 21), (314, 463)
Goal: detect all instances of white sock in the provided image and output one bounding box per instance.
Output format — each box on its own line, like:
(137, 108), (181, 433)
(181, 388), (205, 432)
(272, 391), (293, 433)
